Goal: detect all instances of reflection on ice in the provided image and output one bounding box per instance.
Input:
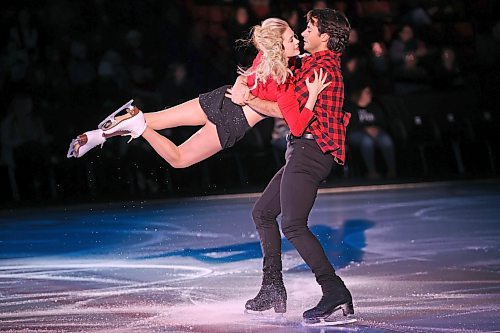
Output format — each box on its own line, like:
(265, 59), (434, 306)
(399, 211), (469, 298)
(1, 181), (499, 332)
(143, 220), (375, 272)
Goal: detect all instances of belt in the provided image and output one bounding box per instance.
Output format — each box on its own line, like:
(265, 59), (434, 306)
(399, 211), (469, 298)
(287, 132), (315, 141)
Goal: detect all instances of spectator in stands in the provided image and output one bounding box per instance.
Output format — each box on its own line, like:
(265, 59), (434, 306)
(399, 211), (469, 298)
(476, 20), (500, 68)
(97, 49), (130, 91)
(389, 24), (427, 66)
(67, 40), (96, 87)
(313, 0), (328, 10)
(432, 46), (464, 90)
(249, 0), (270, 20)
(157, 61), (195, 144)
(66, 40), (98, 120)
(159, 62), (195, 107)
(345, 84), (396, 179)
(392, 50), (431, 93)
(390, 25), (430, 93)
(400, 2), (432, 28)
(367, 41), (393, 94)
(283, 9), (302, 37)
(357, 0), (394, 19)
(123, 30), (159, 108)
(229, 6), (255, 68)
(0, 94), (51, 199)
(342, 50), (371, 101)
(345, 27), (369, 61)
(271, 118), (289, 153)
(9, 9), (39, 57)
(45, 46), (70, 94)
(343, 28), (377, 96)
(3, 39), (30, 87)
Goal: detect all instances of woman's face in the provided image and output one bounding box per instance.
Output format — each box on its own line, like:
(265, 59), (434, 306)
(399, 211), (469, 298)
(282, 27), (300, 58)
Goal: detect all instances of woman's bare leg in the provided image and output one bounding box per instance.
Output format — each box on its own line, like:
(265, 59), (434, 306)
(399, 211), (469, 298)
(71, 101), (265, 157)
(145, 99), (267, 130)
(242, 105), (266, 127)
(145, 98), (208, 130)
(142, 121), (222, 168)
(71, 98), (208, 156)
(142, 103), (266, 168)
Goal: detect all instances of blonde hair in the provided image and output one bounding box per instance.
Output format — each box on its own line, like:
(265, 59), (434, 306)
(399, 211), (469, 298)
(239, 18), (291, 88)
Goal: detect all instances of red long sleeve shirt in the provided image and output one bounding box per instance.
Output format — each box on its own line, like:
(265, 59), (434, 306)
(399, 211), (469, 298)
(292, 50), (351, 165)
(247, 52), (314, 136)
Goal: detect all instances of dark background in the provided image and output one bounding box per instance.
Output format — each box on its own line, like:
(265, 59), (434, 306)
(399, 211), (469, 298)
(1, 0), (499, 208)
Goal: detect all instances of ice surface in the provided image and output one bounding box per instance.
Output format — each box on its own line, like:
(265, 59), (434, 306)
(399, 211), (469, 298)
(1, 180), (499, 332)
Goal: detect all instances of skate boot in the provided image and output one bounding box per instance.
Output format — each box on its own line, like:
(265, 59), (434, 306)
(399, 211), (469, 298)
(67, 129), (106, 158)
(98, 99), (134, 130)
(303, 278), (354, 325)
(99, 99), (147, 143)
(245, 273), (287, 313)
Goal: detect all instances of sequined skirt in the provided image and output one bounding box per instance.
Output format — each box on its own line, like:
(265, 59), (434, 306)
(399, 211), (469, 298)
(199, 85), (250, 149)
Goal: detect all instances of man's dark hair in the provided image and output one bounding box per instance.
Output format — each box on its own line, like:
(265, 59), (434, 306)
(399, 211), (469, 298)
(306, 8), (351, 53)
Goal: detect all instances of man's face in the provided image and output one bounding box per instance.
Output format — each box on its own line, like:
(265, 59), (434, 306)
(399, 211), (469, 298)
(302, 19), (324, 53)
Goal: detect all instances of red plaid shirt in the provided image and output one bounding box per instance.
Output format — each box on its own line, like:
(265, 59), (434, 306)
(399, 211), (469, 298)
(292, 50), (351, 165)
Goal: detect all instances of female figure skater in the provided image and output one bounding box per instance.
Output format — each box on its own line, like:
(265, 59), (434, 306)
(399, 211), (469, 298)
(67, 18), (330, 169)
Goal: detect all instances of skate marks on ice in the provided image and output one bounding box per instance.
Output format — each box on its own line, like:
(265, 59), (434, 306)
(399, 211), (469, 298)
(302, 317), (358, 328)
(1, 180), (500, 332)
(0, 259), (397, 333)
(245, 313), (360, 331)
(141, 219), (375, 272)
(0, 202), (370, 332)
(0, 259), (216, 332)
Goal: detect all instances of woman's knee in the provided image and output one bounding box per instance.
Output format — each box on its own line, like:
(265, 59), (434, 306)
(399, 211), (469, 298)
(168, 157), (192, 169)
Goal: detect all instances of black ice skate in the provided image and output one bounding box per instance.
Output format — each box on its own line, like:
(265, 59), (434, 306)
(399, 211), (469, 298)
(245, 276), (287, 314)
(302, 289), (356, 326)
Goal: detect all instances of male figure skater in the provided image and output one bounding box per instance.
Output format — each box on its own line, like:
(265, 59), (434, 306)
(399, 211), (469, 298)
(230, 8), (353, 323)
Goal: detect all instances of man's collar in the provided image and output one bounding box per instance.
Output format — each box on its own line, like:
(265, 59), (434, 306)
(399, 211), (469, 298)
(311, 49), (340, 60)
(300, 50), (341, 65)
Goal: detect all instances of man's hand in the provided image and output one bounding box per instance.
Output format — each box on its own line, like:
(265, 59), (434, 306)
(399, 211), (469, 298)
(246, 94), (282, 118)
(226, 75), (250, 105)
(225, 75), (281, 117)
(225, 86), (249, 106)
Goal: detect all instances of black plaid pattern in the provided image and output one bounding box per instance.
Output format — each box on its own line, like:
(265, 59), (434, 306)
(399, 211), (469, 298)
(292, 50), (349, 165)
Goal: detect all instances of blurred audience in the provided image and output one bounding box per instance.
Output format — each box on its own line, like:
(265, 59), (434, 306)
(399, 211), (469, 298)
(432, 46), (464, 90)
(1, 95), (52, 200)
(229, 6), (255, 68)
(389, 24), (430, 93)
(0, 0), (496, 202)
(389, 24), (427, 66)
(271, 118), (289, 153)
(367, 41), (393, 94)
(345, 84), (396, 179)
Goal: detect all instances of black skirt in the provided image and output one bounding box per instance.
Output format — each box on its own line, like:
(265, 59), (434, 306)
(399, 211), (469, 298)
(199, 85), (250, 149)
